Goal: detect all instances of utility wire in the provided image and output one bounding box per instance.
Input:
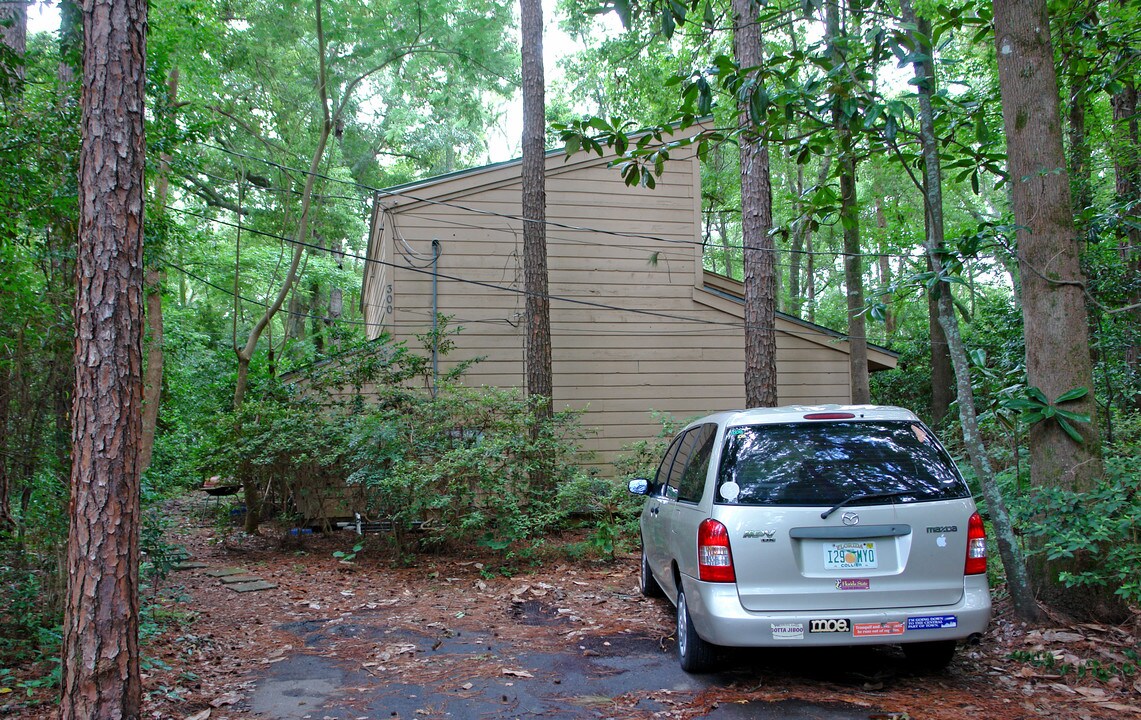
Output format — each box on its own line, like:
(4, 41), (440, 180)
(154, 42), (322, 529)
(199, 141), (941, 263)
(167, 204), (895, 344)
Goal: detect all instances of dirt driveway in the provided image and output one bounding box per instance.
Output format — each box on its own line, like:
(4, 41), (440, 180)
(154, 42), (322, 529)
(14, 501), (1135, 720)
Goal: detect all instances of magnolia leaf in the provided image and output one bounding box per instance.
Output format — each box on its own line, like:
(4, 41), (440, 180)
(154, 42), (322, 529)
(1055, 387), (1089, 403)
(1026, 386), (1049, 404)
(1054, 408), (1091, 424)
(1057, 417), (1084, 443)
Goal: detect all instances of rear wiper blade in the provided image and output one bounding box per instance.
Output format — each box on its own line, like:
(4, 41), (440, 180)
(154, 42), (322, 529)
(820, 491), (913, 520)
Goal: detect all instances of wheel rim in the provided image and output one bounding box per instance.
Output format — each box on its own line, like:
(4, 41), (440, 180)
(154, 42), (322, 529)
(676, 592), (688, 658)
(640, 549), (649, 592)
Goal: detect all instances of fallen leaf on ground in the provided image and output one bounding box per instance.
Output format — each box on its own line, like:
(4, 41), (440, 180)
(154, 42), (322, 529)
(1099, 703), (1141, 714)
(210, 692), (240, 707)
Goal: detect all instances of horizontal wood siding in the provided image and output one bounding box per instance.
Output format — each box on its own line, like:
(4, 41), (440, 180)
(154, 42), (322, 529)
(362, 138), (864, 473)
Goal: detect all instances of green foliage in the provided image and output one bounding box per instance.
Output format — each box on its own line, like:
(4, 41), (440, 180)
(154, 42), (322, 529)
(568, 411), (685, 555)
(1000, 386), (1092, 443)
(332, 543), (364, 562)
(187, 321), (596, 562)
(346, 382), (594, 556)
(1011, 456), (1141, 605)
(1008, 648), (1139, 683)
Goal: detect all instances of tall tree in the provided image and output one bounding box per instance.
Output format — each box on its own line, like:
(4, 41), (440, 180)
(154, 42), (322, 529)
(900, 0), (1038, 622)
(0, 0), (25, 89)
(993, 0), (1105, 610)
(521, 0), (553, 419)
(1109, 0), (1140, 379)
(733, 0), (777, 408)
(926, 255), (955, 426)
(826, 0), (870, 404)
(60, 0), (147, 717)
(140, 68), (179, 476)
(0, 0), (26, 531)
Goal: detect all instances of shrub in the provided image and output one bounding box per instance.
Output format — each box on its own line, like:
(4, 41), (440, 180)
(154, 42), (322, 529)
(347, 383), (593, 555)
(1011, 455), (1141, 606)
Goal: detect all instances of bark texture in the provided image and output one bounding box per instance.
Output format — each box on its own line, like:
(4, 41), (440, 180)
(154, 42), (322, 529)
(520, 0), (552, 415)
(733, 0), (777, 409)
(926, 257), (955, 427)
(0, 0), (26, 86)
(61, 1), (147, 717)
(993, 0), (1102, 492)
(902, 0), (1039, 621)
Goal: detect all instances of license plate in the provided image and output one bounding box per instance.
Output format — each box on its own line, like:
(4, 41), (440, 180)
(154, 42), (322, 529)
(824, 541), (878, 570)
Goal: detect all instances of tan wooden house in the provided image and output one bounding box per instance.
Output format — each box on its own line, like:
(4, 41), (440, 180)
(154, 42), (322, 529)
(360, 131), (897, 472)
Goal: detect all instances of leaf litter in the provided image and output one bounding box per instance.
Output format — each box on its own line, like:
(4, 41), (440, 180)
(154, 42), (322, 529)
(5, 497), (1138, 719)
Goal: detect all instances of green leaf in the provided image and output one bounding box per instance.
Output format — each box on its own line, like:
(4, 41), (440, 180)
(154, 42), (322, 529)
(696, 78), (713, 115)
(661, 6), (676, 38)
(1057, 417), (1083, 443)
(1055, 387), (1089, 403)
(884, 115), (898, 142)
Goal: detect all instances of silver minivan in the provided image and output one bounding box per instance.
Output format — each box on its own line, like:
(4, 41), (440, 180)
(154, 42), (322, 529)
(630, 405), (991, 672)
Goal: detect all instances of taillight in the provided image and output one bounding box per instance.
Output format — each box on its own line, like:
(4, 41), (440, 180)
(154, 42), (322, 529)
(698, 519), (735, 583)
(964, 511), (987, 575)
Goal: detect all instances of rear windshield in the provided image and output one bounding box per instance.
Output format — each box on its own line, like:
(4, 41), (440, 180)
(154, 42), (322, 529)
(715, 420), (969, 506)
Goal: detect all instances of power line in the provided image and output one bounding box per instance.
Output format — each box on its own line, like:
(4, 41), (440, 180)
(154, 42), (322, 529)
(198, 141), (937, 263)
(166, 204), (896, 344)
(166, 260), (375, 328)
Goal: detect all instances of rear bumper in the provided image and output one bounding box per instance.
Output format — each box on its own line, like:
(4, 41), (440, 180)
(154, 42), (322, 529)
(680, 574), (991, 647)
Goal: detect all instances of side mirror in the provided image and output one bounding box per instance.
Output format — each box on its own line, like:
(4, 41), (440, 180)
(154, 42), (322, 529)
(628, 478), (650, 495)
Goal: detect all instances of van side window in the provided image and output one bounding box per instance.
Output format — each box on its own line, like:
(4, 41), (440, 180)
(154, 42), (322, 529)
(653, 434), (685, 497)
(677, 424), (717, 503)
(665, 427), (704, 501)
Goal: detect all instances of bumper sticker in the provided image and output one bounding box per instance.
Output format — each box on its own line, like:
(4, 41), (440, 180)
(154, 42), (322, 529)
(907, 615), (958, 631)
(853, 622), (905, 637)
(771, 623), (804, 640)
(809, 618), (851, 633)
(835, 578), (870, 591)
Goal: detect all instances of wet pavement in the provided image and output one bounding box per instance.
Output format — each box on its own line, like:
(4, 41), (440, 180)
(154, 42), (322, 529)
(250, 619), (893, 719)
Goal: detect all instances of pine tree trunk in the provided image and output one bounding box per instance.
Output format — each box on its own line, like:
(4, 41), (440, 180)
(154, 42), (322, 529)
(60, 1), (147, 717)
(520, 0), (552, 420)
(733, 0), (777, 409)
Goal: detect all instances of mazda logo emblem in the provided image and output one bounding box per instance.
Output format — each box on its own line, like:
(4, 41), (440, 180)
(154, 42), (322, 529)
(841, 512), (860, 526)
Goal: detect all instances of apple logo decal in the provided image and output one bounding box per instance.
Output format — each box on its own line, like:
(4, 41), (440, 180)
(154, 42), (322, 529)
(936, 534), (947, 548)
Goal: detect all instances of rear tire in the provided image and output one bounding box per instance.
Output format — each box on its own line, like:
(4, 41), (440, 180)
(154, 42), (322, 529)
(640, 544), (663, 598)
(676, 588), (717, 672)
(902, 640), (956, 672)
